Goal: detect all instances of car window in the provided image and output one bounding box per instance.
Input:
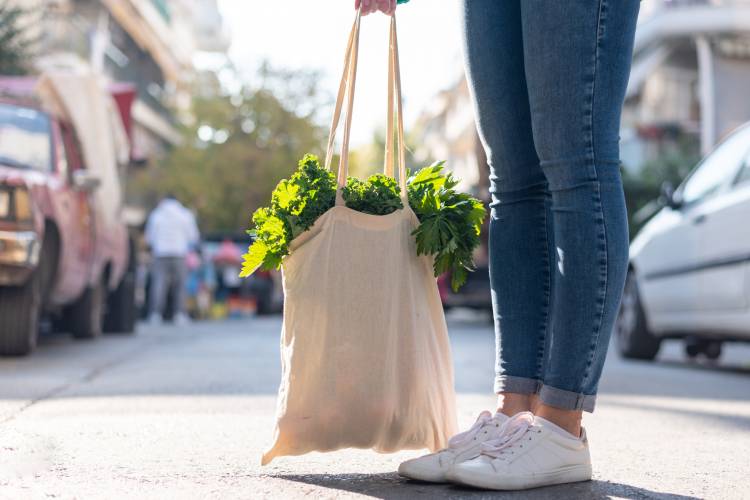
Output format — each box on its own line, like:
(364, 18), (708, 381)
(679, 125), (750, 205)
(733, 151), (750, 187)
(60, 121), (84, 172)
(0, 103), (53, 172)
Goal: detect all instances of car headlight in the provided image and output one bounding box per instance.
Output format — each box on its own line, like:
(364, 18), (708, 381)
(13, 187), (32, 221)
(0, 186), (32, 222)
(0, 189), (9, 219)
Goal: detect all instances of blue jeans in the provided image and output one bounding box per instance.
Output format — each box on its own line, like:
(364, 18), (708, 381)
(461, 0), (640, 412)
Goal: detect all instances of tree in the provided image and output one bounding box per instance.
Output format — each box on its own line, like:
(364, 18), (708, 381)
(622, 136), (700, 236)
(129, 70), (327, 234)
(0, 2), (36, 75)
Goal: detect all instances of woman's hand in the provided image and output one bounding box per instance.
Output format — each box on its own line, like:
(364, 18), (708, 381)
(355, 0), (397, 16)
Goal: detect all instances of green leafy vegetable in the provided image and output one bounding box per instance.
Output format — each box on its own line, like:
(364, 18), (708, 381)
(240, 154), (336, 277)
(407, 162), (486, 292)
(342, 174), (403, 215)
(240, 155), (486, 291)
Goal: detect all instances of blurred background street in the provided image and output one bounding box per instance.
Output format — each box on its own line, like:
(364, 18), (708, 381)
(1, 314), (749, 499)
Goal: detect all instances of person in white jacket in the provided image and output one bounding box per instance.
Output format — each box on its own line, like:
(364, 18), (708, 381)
(145, 195), (200, 326)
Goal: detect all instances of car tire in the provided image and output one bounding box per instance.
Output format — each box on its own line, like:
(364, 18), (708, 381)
(0, 232), (58, 356)
(66, 275), (106, 339)
(103, 269), (137, 334)
(104, 242), (137, 334)
(616, 270), (661, 361)
(0, 266), (41, 356)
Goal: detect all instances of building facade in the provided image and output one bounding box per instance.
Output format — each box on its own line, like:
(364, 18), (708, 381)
(8, 0), (229, 163)
(415, 0), (750, 187)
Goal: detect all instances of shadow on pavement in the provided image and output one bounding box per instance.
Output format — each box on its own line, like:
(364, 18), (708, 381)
(274, 472), (701, 499)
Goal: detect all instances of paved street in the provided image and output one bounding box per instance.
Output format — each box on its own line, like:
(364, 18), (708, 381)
(1, 314), (749, 499)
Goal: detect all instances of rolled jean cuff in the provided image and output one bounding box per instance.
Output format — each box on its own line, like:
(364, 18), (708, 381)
(539, 384), (596, 413)
(494, 375), (541, 395)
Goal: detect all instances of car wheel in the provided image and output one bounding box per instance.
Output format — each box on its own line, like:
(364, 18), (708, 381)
(0, 232), (58, 356)
(104, 242), (137, 334)
(66, 275), (106, 339)
(103, 269), (137, 334)
(685, 338), (722, 361)
(0, 266), (41, 356)
(616, 270), (661, 361)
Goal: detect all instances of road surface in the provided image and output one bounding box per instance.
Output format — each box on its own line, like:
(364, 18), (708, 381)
(1, 314), (749, 499)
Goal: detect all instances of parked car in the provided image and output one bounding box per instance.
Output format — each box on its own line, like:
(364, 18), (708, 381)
(617, 122), (750, 361)
(0, 75), (136, 356)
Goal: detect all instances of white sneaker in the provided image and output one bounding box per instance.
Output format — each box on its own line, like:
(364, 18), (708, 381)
(398, 411), (509, 483)
(448, 412), (592, 490)
(148, 313), (162, 326)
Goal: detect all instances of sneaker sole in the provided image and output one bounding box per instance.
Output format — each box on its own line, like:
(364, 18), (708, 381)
(450, 463), (592, 491)
(397, 465), (448, 484)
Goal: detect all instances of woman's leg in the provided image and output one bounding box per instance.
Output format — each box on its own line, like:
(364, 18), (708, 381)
(520, 0), (640, 432)
(461, 0), (554, 417)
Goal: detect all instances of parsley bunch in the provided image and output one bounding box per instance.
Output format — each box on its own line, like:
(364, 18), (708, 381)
(407, 163), (486, 292)
(240, 155), (486, 291)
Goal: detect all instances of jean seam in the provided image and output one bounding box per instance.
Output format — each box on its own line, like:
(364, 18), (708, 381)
(537, 195), (551, 380)
(581, 0), (610, 390)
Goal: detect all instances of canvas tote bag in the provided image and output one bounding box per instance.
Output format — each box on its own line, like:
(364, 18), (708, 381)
(261, 11), (457, 465)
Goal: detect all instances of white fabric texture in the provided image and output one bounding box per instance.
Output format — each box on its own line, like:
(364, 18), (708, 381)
(262, 12), (457, 465)
(145, 199), (200, 258)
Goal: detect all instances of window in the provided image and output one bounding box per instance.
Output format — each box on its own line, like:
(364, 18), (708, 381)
(679, 125), (750, 205)
(734, 160), (750, 187)
(0, 103), (53, 172)
(60, 121), (84, 173)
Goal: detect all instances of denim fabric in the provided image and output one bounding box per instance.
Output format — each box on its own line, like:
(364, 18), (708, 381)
(461, 0), (640, 412)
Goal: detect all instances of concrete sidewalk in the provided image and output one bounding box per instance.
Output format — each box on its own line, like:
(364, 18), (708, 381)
(1, 316), (748, 499)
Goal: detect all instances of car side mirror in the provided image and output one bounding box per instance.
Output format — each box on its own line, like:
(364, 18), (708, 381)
(72, 170), (101, 192)
(659, 181), (681, 210)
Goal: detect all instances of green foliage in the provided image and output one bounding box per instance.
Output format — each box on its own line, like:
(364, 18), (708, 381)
(407, 162), (486, 291)
(240, 154), (336, 277)
(0, 2), (36, 75)
(622, 140), (699, 236)
(241, 157), (486, 291)
(343, 174), (403, 215)
(128, 67), (327, 234)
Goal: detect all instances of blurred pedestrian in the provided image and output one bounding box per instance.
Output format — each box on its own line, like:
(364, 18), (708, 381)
(358, 0), (641, 491)
(213, 239), (243, 303)
(145, 194), (200, 326)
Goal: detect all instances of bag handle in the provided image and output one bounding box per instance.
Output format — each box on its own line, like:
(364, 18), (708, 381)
(385, 15), (408, 199)
(324, 10), (407, 205)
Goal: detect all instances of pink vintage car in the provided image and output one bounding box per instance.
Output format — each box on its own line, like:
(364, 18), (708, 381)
(0, 75), (137, 356)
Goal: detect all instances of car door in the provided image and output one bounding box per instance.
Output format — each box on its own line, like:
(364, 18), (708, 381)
(637, 125), (750, 316)
(689, 147), (750, 312)
(51, 121), (95, 304)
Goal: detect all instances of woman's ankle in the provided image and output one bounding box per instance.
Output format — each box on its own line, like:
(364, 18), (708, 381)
(535, 403), (583, 437)
(496, 392), (534, 417)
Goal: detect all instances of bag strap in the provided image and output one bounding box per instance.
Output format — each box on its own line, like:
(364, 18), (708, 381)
(324, 10), (360, 174)
(324, 10), (407, 206)
(385, 16), (408, 200)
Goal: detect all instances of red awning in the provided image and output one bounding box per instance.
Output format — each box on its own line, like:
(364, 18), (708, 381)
(109, 82), (137, 151)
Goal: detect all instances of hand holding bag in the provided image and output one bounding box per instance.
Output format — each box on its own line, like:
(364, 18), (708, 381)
(261, 10), (458, 465)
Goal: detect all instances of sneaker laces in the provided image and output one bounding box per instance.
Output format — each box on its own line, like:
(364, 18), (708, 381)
(480, 412), (536, 459)
(446, 411), (503, 449)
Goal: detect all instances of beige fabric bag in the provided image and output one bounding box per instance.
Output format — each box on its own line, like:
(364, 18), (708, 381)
(261, 12), (457, 465)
